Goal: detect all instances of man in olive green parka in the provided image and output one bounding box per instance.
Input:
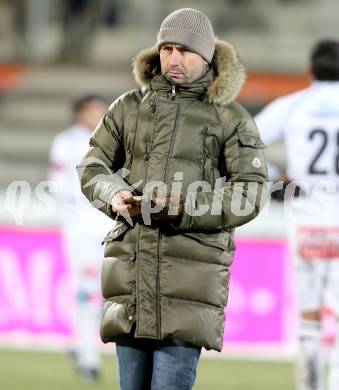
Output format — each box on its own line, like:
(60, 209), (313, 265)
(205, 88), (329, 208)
(77, 7), (268, 390)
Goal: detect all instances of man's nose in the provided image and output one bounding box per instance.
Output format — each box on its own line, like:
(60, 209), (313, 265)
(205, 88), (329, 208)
(168, 49), (181, 66)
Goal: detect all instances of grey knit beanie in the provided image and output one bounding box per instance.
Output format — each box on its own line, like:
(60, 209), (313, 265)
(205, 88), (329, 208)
(157, 8), (215, 63)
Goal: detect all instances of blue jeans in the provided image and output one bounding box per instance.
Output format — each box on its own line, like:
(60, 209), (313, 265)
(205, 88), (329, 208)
(116, 335), (201, 390)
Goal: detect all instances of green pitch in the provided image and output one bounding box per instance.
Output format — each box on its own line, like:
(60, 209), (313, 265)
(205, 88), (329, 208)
(0, 350), (295, 390)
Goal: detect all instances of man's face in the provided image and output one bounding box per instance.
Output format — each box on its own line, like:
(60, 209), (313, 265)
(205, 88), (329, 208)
(76, 100), (107, 131)
(160, 43), (208, 85)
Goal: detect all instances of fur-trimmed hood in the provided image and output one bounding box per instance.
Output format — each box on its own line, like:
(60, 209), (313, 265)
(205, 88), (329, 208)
(132, 39), (246, 106)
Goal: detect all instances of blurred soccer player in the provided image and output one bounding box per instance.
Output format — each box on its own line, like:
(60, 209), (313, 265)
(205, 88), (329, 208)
(49, 94), (113, 382)
(255, 40), (339, 390)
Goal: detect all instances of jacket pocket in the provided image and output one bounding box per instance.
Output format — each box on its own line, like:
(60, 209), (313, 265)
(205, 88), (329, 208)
(102, 220), (129, 245)
(204, 134), (220, 189)
(237, 132), (267, 180)
(182, 231), (229, 252)
(101, 221), (137, 301)
(100, 296), (135, 343)
(123, 140), (133, 175)
(102, 220), (132, 259)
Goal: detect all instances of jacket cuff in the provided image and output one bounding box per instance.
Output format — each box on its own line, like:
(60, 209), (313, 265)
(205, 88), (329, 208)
(170, 191), (223, 232)
(98, 184), (131, 220)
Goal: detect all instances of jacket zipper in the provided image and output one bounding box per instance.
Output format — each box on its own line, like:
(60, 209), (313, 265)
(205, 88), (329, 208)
(156, 85), (177, 338)
(202, 127), (208, 181)
(210, 163), (215, 190)
(163, 103), (181, 183)
(144, 93), (159, 184)
(127, 102), (141, 172)
(171, 85), (176, 101)
(143, 142), (150, 165)
(156, 230), (162, 338)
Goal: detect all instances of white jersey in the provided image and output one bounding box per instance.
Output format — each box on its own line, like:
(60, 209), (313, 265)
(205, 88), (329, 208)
(49, 124), (94, 205)
(49, 123), (113, 235)
(255, 81), (339, 226)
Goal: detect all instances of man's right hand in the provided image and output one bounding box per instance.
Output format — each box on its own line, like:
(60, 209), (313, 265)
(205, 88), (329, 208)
(111, 191), (141, 217)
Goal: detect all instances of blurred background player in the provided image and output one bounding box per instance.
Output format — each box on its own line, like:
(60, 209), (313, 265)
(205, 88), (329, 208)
(48, 94), (113, 382)
(255, 40), (339, 390)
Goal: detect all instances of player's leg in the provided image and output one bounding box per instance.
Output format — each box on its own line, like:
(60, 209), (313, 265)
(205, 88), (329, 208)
(325, 259), (339, 390)
(328, 322), (339, 390)
(299, 311), (325, 390)
(63, 223), (102, 381)
(74, 282), (101, 381)
(74, 232), (103, 381)
(296, 259), (327, 390)
(328, 328), (339, 390)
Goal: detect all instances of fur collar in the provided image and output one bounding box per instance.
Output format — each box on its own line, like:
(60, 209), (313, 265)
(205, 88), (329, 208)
(132, 39), (246, 106)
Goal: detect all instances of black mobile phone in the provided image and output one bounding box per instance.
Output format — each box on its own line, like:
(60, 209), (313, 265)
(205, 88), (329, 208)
(124, 196), (143, 206)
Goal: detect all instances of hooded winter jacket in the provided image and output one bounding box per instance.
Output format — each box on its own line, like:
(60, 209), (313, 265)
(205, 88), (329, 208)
(77, 40), (268, 352)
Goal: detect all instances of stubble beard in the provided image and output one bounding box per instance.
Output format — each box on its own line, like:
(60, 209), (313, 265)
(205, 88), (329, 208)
(164, 63), (209, 85)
